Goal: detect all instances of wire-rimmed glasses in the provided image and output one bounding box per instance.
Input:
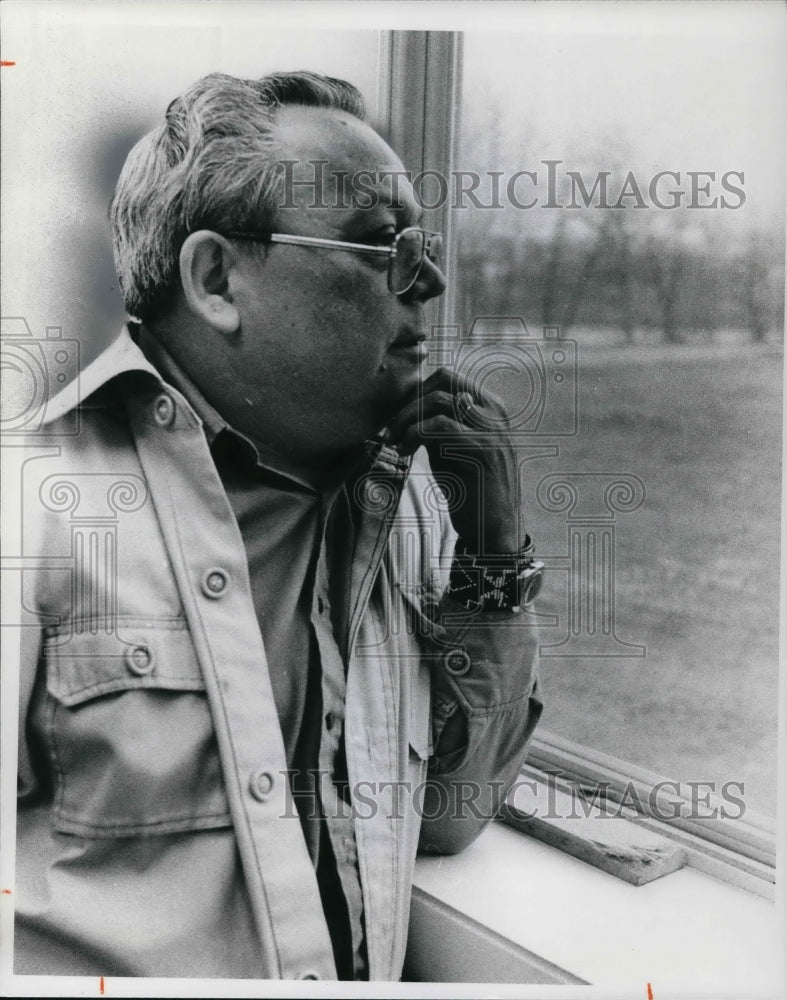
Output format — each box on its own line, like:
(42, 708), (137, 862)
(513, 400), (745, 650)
(223, 226), (444, 296)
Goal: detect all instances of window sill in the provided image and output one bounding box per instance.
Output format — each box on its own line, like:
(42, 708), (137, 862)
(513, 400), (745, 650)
(407, 821), (783, 991)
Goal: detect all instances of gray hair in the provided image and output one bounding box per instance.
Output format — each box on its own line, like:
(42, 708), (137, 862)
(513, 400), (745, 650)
(110, 71), (366, 321)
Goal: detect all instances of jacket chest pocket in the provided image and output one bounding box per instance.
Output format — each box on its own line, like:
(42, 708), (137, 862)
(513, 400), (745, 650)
(40, 623), (231, 837)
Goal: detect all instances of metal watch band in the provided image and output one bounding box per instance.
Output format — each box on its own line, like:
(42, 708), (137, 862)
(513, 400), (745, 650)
(447, 536), (544, 612)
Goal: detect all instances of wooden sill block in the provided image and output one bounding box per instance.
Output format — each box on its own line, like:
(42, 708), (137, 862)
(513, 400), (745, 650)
(499, 780), (686, 886)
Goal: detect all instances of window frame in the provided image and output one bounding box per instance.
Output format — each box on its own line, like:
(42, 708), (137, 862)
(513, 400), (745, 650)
(381, 28), (778, 894)
(518, 732), (776, 898)
(378, 29), (462, 330)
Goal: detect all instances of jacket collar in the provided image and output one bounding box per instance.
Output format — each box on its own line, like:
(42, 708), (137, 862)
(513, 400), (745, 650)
(41, 326), (162, 426)
(42, 324), (412, 480)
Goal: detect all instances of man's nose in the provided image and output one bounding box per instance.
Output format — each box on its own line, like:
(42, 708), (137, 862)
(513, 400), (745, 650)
(404, 256), (446, 304)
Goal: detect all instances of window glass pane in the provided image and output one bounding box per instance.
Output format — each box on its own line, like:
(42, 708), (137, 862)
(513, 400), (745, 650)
(3, 6), (382, 362)
(456, 13), (784, 816)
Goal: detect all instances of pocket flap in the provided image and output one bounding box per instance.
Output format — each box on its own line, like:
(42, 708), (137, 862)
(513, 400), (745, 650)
(44, 622), (204, 706)
(396, 583), (438, 760)
(397, 579), (446, 641)
(409, 657), (434, 762)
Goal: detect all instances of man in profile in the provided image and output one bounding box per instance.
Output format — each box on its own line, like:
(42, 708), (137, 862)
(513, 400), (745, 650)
(15, 71), (542, 981)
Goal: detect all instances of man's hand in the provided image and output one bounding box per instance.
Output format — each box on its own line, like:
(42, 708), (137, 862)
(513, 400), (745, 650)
(386, 367), (522, 555)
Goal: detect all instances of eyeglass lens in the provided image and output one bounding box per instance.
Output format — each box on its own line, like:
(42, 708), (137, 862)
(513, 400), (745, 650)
(391, 230), (443, 294)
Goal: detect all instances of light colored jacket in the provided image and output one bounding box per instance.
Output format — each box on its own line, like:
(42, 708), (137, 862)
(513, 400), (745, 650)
(12, 328), (542, 980)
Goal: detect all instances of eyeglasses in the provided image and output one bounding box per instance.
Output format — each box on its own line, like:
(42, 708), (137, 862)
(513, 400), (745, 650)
(223, 226), (444, 296)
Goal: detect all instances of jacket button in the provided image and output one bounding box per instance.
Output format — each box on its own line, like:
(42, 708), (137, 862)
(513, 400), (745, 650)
(297, 971), (320, 980)
(125, 643), (154, 676)
(444, 647), (471, 676)
(153, 393), (176, 427)
(249, 769), (274, 802)
(202, 568), (229, 598)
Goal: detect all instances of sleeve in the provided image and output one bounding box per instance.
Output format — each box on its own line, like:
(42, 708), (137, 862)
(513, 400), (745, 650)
(417, 580), (544, 856)
(5, 439), (47, 803)
(17, 623), (44, 802)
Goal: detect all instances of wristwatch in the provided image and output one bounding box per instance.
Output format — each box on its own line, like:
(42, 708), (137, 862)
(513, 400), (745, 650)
(447, 535), (545, 612)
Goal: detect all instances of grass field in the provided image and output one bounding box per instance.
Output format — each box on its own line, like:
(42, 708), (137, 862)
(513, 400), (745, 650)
(494, 341), (783, 817)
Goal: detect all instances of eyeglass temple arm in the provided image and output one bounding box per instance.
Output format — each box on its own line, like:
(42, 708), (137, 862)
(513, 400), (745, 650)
(228, 232), (393, 257)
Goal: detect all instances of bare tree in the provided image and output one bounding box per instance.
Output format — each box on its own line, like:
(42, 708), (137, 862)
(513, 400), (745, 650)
(639, 212), (701, 345)
(737, 226), (780, 344)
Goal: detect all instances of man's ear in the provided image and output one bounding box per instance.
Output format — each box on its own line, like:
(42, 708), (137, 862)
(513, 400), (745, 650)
(179, 231), (241, 334)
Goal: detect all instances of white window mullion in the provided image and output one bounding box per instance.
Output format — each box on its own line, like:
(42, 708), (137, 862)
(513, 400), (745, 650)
(380, 30), (463, 329)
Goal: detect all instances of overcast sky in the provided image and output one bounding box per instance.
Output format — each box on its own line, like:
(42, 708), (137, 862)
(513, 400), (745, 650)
(461, 13), (785, 218)
(3, 1), (783, 210)
(2, 1), (784, 338)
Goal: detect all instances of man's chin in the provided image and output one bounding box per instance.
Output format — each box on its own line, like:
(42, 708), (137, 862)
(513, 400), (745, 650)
(378, 366), (425, 419)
